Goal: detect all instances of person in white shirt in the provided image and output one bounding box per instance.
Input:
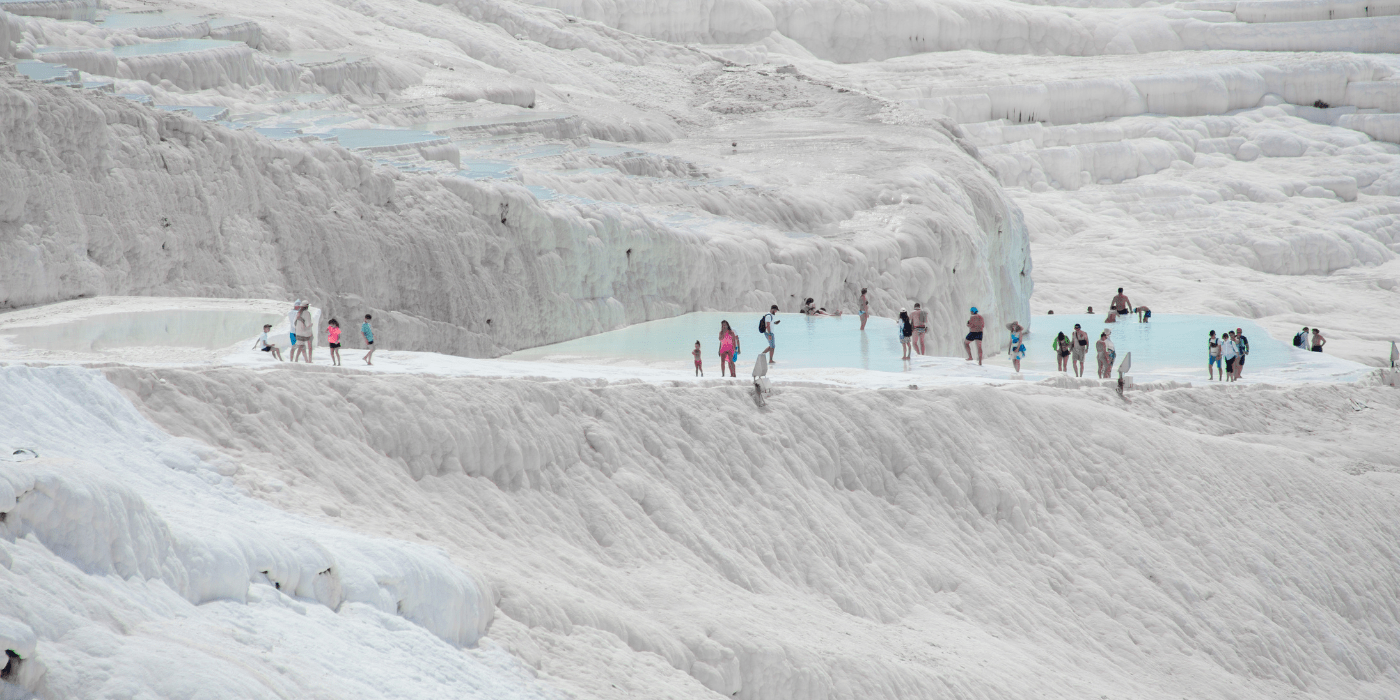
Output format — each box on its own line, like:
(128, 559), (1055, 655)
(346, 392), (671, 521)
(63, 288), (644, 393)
(252, 324), (282, 361)
(761, 305), (780, 363)
(1222, 331), (1239, 382)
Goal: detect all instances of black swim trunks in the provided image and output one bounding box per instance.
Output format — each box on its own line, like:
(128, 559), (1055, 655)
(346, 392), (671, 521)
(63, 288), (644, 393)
(329, 343), (341, 349)
(966, 331), (983, 341)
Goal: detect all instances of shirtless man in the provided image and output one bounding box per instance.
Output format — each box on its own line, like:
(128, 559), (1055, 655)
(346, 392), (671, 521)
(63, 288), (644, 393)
(859, 288), (870, 330)
(1071, 323), (1089, 377)
(1110, 287), (1133, 319)
(911, 302), (929, 355)
(964, 307), (985, 365)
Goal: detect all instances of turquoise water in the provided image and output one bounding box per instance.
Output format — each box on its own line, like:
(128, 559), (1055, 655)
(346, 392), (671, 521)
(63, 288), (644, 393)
(254, 127), (308, 140)
(1018, 314), (1290, 373)
(328, 129), (446, 149)
(156, 105), (230, 121)
(97, 11), (207, 29)
(0, 311), (282, 352)
(458, 160), (517, 179)
(507, 312), (1307, 375)
(16, 61), (75, 83)
(507, 312), (907, 371)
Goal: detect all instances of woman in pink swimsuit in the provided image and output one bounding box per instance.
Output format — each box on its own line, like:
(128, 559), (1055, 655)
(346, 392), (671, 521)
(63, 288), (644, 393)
(718, 320), (737, 378)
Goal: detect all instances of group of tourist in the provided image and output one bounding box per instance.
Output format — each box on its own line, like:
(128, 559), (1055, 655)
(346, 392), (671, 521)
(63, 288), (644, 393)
(1206, 328), (1250, 381)
(254, 300), (377, 366)
(1294, 326), (1327, 353)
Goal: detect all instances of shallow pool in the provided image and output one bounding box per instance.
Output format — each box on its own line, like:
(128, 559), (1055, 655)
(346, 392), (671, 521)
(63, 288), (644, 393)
(328, 129), (447, 149)
(1017, 314), (1295, 374)
(507, 312), (908, 371)
(111, 39), (244, 56)
(505, 312), (1332, 376)
(0, 310), (283, 352)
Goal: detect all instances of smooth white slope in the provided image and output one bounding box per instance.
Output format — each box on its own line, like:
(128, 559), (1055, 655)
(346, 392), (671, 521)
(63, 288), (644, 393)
(79, 362), (1400, 700)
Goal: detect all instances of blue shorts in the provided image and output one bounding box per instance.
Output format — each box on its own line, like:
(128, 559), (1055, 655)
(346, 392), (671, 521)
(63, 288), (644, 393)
(290, 333), (297, 345)
(1209, 355), (1221, 366)
(858, 310), (867, 316)
(764, 332), (775, 349)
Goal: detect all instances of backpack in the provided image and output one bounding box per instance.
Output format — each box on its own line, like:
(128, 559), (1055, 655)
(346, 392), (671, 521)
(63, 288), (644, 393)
(1293, 332), (1304, 347)
(758, 315), (768, 333)
(902, 318), (913, 336)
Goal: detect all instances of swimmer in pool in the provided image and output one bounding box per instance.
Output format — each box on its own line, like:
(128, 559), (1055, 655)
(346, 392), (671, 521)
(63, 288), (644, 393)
(1110, 287), (1133, 319)
(859, 288), (870, 330)
(693, 340), (703, 377)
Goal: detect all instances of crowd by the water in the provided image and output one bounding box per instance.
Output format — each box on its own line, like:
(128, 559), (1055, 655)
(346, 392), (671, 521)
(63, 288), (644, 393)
(255, 289), (1341, 380)
(687, 285), (1334, 381)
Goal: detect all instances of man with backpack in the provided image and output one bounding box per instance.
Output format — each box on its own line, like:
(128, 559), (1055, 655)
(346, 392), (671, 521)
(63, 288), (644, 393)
(760, 305), (781, 363)
(1294, 327), (1310, 348)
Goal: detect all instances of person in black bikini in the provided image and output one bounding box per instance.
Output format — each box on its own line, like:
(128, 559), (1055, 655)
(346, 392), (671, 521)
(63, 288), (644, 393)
(1053, 331), (1071, 372)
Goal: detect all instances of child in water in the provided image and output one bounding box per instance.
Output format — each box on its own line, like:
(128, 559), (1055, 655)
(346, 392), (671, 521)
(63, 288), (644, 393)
(327, 318), (342, 366)
(693, 341), (703, 376)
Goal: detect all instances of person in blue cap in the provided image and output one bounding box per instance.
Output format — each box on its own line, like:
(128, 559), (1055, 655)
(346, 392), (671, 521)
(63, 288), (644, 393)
(964, 306), (985, 365)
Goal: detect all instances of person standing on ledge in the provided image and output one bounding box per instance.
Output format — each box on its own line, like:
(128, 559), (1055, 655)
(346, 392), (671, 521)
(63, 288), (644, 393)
(1233, 327), (1249, 379)
(1006, 321), (1025, 373)
(287, 300), (301, 356)
(899, 309), (913, 360)
(1096, 332), (1109, 379)
(1294, 327), (1310, 348)
(327, 318), (343, 367)
(362, 314), (376, 365)
(692, 340), (704, 377)
(718, 321), (737, 377)
(1223, 330), (1239, 382)
(911, 302), (929, 355)
(859, 288), (871, 331)
(293, 302), (313, 363)
(1110, 287), (1133, 319)
(1208, 330), (1222, 380)
(761, 305), (780, 363)
(1311, 328), (1326, 352)
(1053, 331), (1071, 373)
(964, 307), (985, 365)
(1071, 323), (1089, 377)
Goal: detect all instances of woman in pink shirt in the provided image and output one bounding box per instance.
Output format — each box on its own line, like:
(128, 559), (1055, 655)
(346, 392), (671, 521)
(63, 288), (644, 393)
(326, 319), (343, 366)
